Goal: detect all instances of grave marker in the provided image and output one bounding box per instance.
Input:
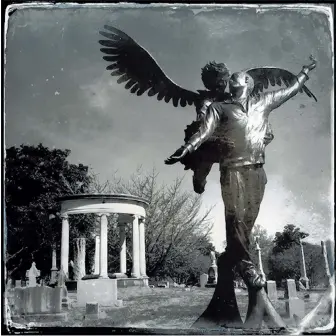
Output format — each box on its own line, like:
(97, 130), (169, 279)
(26, 262), (40, 287)
(200, 273), (208, 288)
(284, 279), (305, 320)
(266, 280), (277, 302)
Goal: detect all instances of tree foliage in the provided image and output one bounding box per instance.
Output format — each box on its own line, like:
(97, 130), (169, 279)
(267, 224), (327, 287)
(5, 144), (92, 279)
(89, 167), (215, 283)
(272, 224), (309, 253)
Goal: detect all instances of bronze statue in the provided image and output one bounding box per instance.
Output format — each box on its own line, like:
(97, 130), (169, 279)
(98, 25), (318, 332)
(165, 57), (317, 331)
(98, 25), (316, 195)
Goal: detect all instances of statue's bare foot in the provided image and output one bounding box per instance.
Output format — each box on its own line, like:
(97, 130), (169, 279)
(193, 175), (206, 194)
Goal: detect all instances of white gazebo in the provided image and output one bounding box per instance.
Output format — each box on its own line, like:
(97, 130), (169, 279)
(57, 194), (149, 286)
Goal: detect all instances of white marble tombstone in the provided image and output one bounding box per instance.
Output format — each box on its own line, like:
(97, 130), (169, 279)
(27, 262), (40, 287)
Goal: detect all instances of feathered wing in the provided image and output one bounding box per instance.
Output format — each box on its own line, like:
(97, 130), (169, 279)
(245, 67), (317, 102)
(98, 25), (200, 108)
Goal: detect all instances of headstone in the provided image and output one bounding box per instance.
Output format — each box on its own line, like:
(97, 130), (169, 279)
(284, 279), (305, 320)
(26, 262), (40, 287)
(285, 297), (305, 320)
(15, 280), (21, 288)
(284, 279), (297, 299)
(157, 282), (168, 288)
(266, 280), (277, 302)
(85, 302), (100, 320)
(12, 286), (66, 322)
(200, 273), (208, 288)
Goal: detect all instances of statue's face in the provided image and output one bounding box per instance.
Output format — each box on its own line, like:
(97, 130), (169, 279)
(203, 73), (228, 92)
(229, 72), (254, 98)
(214, 75), (228, 92)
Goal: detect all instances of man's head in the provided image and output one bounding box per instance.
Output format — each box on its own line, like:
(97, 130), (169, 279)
(201, 61), (231, 92)
(229, 71), (254, 99)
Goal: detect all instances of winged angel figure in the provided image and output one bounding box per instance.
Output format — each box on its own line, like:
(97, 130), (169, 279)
(98, 25), (316, 193)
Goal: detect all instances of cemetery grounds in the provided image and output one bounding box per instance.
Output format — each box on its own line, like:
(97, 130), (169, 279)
(5, 286), (329, 330)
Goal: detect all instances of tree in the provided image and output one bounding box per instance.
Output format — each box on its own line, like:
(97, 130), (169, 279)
(89, 167), (215, 283)
(267, 224), (327, 287)
(5, 144), (92, 280)
(272, 224), (309, 253)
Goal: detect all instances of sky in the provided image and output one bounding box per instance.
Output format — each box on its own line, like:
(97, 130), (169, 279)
(4, 4), (334, 252)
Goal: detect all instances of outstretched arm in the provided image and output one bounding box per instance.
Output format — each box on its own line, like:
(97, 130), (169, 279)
(187, 102), (221, 150)
(196, 99), (213, 120)
(262, 57), (317, 113)
(165, 102), (221, 165)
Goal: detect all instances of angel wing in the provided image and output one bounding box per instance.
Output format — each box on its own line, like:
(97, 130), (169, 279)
(245, 67), (317, 102)
(98, 25), (200, 108)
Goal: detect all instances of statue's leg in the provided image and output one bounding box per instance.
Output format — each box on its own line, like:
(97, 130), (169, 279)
(192, 166), (246, 329)
(192, 252), (243, 329)
(233, 166), (286, 332)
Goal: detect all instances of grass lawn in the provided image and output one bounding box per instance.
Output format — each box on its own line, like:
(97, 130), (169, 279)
(8, 287), (327, 330)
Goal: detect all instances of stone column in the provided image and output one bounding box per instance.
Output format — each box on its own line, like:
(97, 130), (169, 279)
(99, 213), (109, 278)
(139, 217), (147, 277)
(131, 215), (140, 278)
(73, 238), (86, 280)
(321, 241), (332, 286)
(50, 244), (58, 283)
(61, 214), (69, 277)
(255, 236), (265, 279)
(119, 223), (127, 275)
(94, 235), (100, 274)
(299, 238), (309, 289)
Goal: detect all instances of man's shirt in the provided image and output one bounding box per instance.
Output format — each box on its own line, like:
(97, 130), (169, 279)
(186, 72), (308, 168)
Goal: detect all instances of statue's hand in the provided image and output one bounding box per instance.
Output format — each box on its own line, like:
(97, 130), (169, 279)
(303, 55), (317, 73)
(165, 146), (190, 165)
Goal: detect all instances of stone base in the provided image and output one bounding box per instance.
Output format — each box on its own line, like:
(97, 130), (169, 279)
(117, 278), (148, 288)
(113, 273), (128, 279)
(142, 276), (149, 287)
(299, 277), (310, 290)
(77, 279), (118, 307)
(11, 312), (68, 323)
(205, 283), (217, 288)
